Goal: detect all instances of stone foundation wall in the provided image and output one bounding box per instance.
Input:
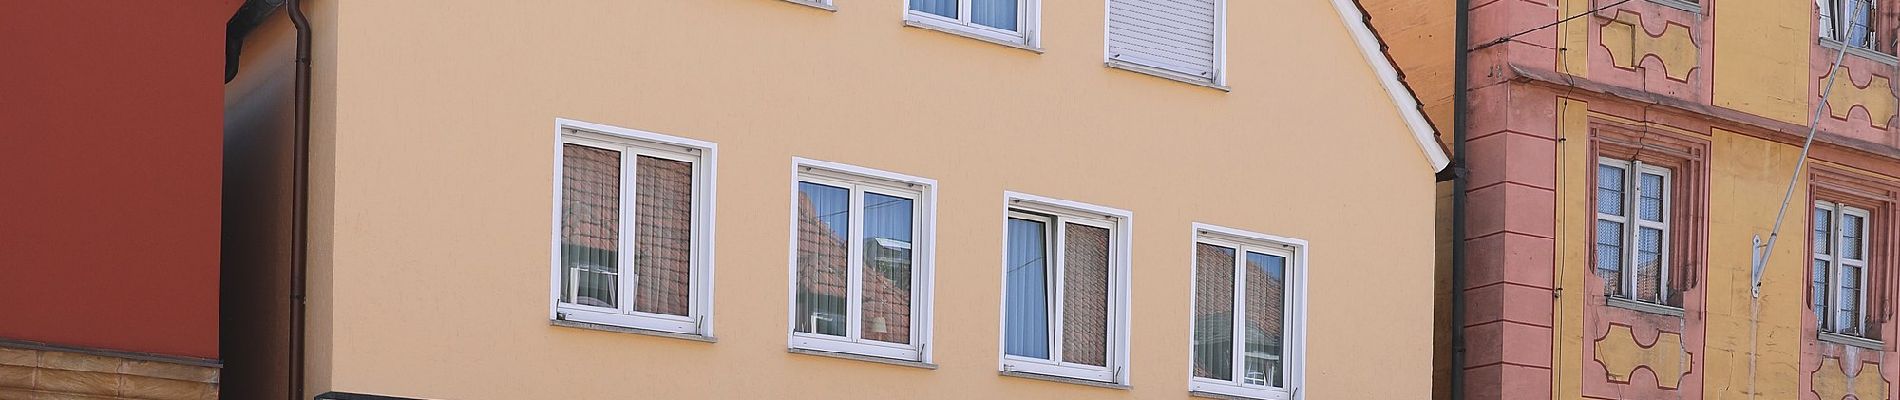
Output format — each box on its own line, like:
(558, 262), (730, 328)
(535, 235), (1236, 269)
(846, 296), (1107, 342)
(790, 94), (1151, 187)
(0, 344), (218, 400)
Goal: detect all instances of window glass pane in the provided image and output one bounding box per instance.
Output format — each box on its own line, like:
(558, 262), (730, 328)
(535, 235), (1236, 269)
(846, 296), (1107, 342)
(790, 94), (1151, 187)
(1843, 213), (1864, 260)
(972, 0), (1019, 31)
(1063, 223), (1112, 367)
(1597, 164), (1625, 216)
(862, 192), (915, 344)
(1639, 173), (1664, 222)
(561, 144), (621, 309)
(794, 182), (851, 336)
(1004, 217), (1050, 359)
(910, 0), (957, 18)
(1841, 264), (1862, 334)
(1816, 207), (1834, 256)
(1193, 243), (1237, 381)
(1814, 258), (1831, 330)
(1596, 220), (1624, 297)
(631, 156), (693, 316)
(1636, 227), (1664, 303)
(1243, 252), (1287, 388)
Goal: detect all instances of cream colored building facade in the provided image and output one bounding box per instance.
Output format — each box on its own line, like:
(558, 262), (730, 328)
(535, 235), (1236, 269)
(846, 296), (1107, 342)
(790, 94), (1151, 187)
(223, 1), (1447, 399)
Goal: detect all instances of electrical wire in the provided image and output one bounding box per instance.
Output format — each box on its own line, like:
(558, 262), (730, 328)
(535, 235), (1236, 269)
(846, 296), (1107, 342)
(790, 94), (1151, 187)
(1472, 0), (1636, 51)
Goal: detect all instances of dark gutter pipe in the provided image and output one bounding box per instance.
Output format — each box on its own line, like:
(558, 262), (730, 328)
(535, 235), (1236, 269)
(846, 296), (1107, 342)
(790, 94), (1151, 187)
(288, 0), (311, 399)
(1449, 0), (1471, 397)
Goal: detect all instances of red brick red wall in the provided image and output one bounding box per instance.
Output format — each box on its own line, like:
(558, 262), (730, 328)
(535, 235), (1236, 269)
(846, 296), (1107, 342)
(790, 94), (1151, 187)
(0, 0), (240, 359)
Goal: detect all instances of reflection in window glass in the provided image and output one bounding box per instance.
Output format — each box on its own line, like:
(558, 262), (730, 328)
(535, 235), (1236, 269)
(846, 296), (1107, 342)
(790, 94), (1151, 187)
(862, 193), (915, 344)
(561, 144), (622, 309)
(794, 182), (851, 336)
(1243, 252), (1286, 388)
(632, 155), (694, 316)
(1193, 243), (1237, 381)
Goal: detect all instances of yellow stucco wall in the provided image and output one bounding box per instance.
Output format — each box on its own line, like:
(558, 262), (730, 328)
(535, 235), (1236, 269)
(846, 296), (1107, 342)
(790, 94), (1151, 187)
(1699, 128), (1809, 398)
(1713, 0), (1812, 124)
(296, 0), (1440, 399)
(1553, 108), (1811, 398)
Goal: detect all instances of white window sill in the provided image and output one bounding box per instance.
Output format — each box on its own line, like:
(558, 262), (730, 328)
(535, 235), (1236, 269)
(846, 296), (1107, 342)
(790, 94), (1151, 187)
(550, 319), (717, 343)
(1104, 60), (1229, 92)
(1647, 0), (1700, 13)
(902, 18), (1041, 53)
(1606, 296), (1685, 317)
(1189, 389), (1290, 400)
(1818, 331), (1884, 350)
(788, 347), (938, 369)
(1189, 379), (1292, 400)
(555, 306), (698, 334)
(780, 0), (836, 11)
(1821, 38), (1900, 65)
(999, 370), (1128, 389)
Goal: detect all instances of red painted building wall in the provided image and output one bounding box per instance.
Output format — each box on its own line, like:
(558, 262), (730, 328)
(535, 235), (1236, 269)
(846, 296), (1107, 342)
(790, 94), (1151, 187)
(0, 0), (239, 359)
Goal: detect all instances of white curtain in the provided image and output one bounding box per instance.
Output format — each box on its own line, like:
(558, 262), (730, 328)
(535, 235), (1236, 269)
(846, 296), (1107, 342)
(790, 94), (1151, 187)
(1005, 218), (1049, 359)
(972, 0), (1018, 31)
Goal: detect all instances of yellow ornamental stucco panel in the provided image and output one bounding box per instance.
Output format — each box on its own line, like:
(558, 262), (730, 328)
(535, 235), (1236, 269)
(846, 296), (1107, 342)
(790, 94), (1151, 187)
(1595, 325), (1687, 389)
(1713, 0), (1811, 124)
(1824, 66), (1897, 128)
(1601, 10), (1695, 80)
(1813, 357), (1889, 400)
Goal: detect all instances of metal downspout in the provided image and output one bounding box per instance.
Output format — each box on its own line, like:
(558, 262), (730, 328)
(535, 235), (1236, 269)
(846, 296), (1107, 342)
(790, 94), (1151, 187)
(1450, 0), (1472, 397)
(287, 0), (311, 398)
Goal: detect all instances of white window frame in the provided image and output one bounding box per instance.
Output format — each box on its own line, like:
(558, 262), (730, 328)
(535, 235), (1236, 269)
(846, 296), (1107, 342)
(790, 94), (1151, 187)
(1187, 223), (1306, 400)
(1596, 158), (1674, 308)
(1815, 201), (1874, 337)
(996, 192), (1133, 385)
(904, 0), (1041, 48)
(786, 158), (938, 363)
(783, 0), (837, 11)
(548, 118), (718, 337)
(1102, 0), (1229, 87)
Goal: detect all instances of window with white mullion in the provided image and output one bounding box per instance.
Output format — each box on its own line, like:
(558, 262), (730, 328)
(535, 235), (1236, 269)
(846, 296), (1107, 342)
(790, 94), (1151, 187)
(907, 0), (1035, 44)
(791, 164), (931, 362)
(1596, 158), (1673, 307)
(1191, 232), (1296, 400)
(1002, 205), (1121, 383)
(555, 124), (712, 336)
(1815, 201), (1873, 337)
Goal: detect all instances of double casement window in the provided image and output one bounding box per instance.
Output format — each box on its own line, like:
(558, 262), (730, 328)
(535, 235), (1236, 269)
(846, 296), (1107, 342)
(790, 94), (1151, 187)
(906, 0), (1038, 47)
(1106, 0), (1225, 85)
(1595, 158), (1676, 309)
(999, 193), (1131, 384)
(1819, 0), (1882, 51)
(1189, 225), (1304, 400)
(789, 159), (936, 362)
(552, 122), (716, 336)
(1813, 201), (1873, 337)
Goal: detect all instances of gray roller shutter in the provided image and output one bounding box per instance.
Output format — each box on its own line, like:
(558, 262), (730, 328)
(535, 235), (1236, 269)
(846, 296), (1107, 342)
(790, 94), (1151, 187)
(1107, 0), (1219, 80)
